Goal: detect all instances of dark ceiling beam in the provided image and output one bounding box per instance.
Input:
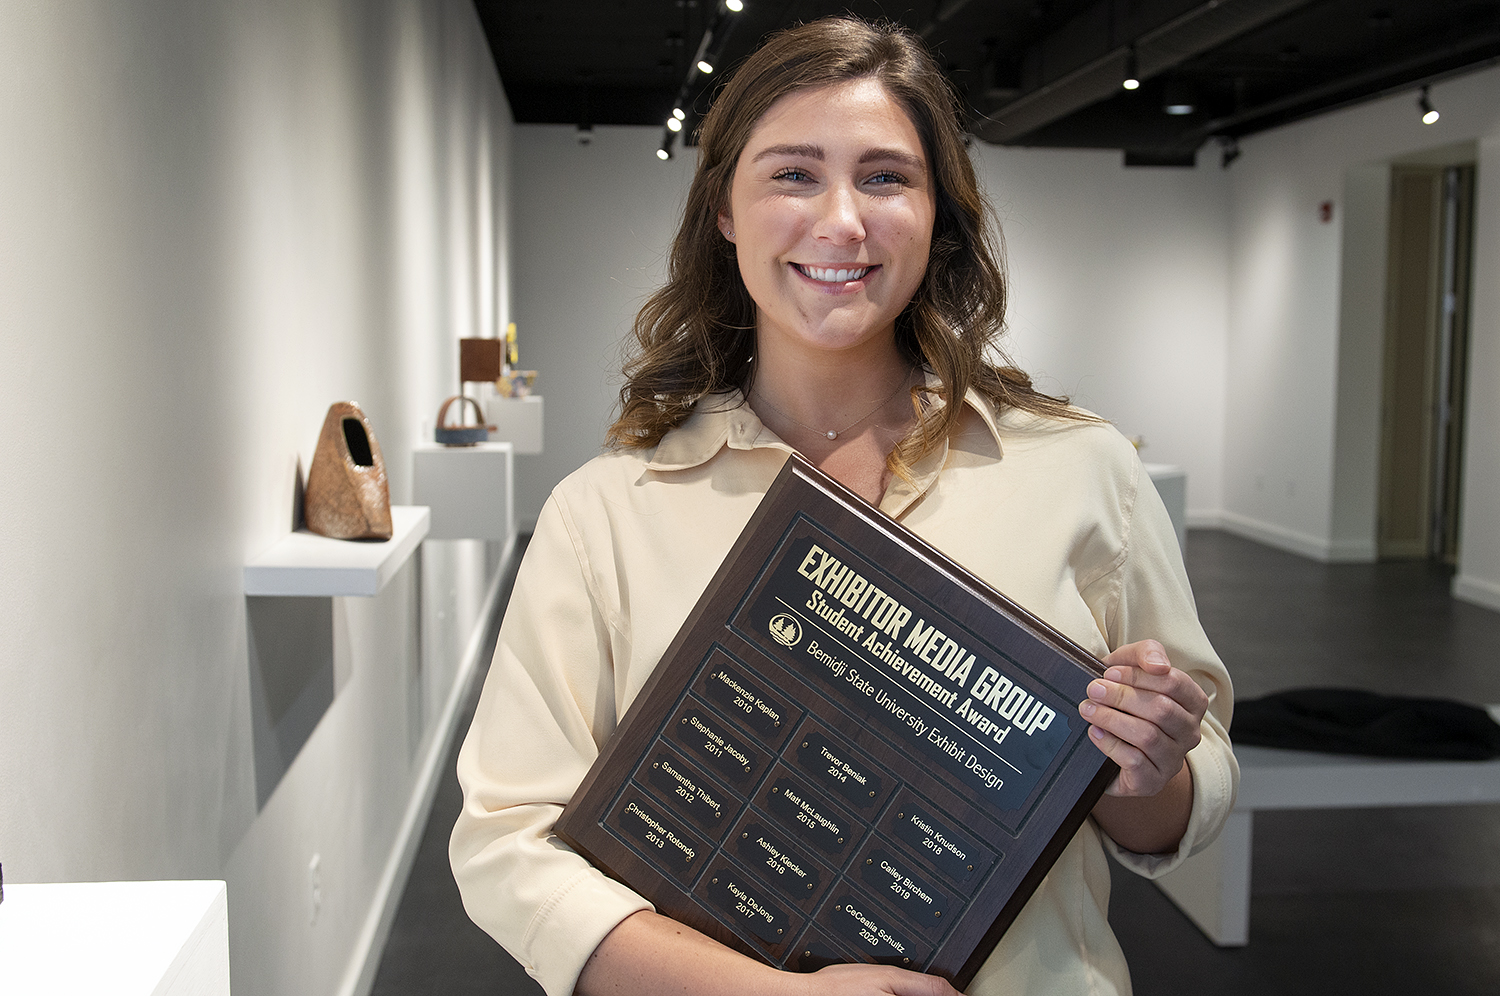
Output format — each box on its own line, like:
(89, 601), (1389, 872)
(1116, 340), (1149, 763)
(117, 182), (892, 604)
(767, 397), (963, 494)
(1190, 25), (1500, 142)
(971, 0), (1319, 145)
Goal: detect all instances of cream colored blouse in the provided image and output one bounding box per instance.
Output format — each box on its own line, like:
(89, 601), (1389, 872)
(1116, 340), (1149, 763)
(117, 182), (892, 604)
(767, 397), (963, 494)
(450, 389), (1237, 996)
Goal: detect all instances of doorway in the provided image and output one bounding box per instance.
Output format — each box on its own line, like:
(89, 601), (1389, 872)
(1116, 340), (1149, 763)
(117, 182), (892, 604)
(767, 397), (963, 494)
(1377, 161), (1476, 563)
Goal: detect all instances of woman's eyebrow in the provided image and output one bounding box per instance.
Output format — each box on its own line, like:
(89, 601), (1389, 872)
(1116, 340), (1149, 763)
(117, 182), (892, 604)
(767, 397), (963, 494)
(858, 147), (925, 171)
(751, 143), (824, 162)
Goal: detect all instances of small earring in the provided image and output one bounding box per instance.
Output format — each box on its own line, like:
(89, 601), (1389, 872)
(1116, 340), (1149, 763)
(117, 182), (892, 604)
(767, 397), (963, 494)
(727, 230), (735, 240)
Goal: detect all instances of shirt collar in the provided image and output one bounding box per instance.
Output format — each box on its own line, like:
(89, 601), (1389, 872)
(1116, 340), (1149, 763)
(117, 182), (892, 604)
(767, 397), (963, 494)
(643, 376), (1006, 484)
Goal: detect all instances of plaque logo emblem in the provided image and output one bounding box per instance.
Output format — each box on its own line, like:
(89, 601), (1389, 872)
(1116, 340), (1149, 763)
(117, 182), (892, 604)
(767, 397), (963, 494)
(769, 613), (802, 648)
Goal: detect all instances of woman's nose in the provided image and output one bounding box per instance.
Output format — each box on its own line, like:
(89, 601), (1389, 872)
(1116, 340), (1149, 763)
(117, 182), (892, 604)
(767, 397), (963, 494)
(812, 184), (865, 244)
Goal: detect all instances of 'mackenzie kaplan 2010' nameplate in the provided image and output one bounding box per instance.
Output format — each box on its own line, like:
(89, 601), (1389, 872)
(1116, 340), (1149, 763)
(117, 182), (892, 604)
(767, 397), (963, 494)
(555, 455), (1117, 989)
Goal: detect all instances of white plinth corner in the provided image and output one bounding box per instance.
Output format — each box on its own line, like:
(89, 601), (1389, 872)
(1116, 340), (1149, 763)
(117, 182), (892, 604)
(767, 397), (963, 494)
(413, 442), (515, 541)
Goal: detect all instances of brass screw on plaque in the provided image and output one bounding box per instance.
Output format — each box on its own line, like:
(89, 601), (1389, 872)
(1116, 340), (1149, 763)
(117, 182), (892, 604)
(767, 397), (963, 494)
(869, 790), (876, 797)
(866, 858), (873, 865)
(713, 877), (719, 884)
(802, 741), (808, 748)
(935, 911), (941, 917)
(837, 837), (843, 843)
(653, 762), (659, 768)
(774, 721), (781, 727)
(777, 928), (783, 935)
(897, 811), (904, 818)
(681, 718), (688, 724)
(742, 833), (748, 839)
(807, 883), (813, 890)
(967, 864), (974, 871)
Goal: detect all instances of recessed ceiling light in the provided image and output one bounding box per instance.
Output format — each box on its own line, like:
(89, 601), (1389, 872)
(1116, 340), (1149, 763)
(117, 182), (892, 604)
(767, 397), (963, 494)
(697, 60), (714, 74)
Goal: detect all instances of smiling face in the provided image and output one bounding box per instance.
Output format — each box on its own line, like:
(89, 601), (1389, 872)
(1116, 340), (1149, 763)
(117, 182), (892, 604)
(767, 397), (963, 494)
(718, 78), (935, 365)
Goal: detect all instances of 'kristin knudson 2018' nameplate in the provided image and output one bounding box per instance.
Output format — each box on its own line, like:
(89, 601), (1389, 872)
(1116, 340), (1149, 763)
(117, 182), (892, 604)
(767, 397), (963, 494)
(555, 455), (1117, 988)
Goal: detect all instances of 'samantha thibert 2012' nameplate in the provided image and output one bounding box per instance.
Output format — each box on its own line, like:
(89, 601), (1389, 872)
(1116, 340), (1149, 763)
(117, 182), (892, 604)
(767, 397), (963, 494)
(555, 455), (1117, 988)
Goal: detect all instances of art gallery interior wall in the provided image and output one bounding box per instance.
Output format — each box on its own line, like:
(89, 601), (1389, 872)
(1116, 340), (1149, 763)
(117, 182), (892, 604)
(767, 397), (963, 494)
(1219, 63), (1500, 610)
(511, 62), (1500, 613)
(0, 2), (512, 995)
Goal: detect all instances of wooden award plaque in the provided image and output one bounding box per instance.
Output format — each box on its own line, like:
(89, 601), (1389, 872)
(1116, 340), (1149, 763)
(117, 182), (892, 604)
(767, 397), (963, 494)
(555, 455), (1117, 988)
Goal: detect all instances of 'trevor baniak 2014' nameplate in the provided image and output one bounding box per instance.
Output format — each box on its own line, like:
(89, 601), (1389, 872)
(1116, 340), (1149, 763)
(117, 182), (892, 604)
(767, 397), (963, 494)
(555, 455), (1116, 989)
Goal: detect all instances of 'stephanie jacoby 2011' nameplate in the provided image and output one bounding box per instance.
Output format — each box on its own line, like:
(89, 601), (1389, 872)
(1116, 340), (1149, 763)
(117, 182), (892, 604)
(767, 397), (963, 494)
(555, 455), (1116, 991)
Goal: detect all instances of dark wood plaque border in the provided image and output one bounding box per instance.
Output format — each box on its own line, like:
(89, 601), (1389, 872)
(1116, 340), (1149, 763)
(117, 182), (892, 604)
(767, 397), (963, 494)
(556, 455), (1118, 989)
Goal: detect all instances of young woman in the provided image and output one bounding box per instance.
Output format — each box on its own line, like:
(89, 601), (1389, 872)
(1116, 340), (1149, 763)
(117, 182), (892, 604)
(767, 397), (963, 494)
(451, 18), (1236, 996)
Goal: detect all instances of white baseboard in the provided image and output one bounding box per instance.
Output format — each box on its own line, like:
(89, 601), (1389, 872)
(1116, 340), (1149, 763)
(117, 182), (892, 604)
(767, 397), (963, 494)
(335, 537), (514, 996)
(1213, 510), (1334, 561)
(1189, 510), (1376, 563)
(1454, 574), (1500, 614)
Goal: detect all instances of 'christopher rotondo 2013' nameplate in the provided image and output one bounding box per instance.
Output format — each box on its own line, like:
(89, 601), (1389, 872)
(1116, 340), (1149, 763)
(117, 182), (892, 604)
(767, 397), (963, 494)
(555, 455), (1117, 989)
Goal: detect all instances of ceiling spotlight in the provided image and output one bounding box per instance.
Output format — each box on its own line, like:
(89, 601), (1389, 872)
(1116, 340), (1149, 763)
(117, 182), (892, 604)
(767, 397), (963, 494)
(1162, 76), (1195, 116)
(725, 0), (744, 10)
(697, 60), (714, 75)
(672, 107), (686, 121)
(1122, 45), (1140, 90)
(667, 117), (682, 132)
(1419, 86), (1440, 125)
(657, 148), (671, 161)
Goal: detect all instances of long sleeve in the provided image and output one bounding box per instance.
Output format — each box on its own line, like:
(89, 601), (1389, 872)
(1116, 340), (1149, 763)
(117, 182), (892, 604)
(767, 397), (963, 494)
(449, 494), (652, 996)
(1081, 456), (1239, 875)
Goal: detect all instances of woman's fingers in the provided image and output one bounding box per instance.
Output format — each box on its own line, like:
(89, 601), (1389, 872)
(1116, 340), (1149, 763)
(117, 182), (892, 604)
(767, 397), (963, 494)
(1078, 640), (1208, 797)
(794, 963), (961, 996)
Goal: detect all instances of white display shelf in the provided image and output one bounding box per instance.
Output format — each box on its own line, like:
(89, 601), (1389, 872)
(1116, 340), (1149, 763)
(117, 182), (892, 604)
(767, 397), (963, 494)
(0, 880), (230, 996)
(484, 395), (543, 454)
(413, 442), (514, 541)
(244, 505), (430, 597)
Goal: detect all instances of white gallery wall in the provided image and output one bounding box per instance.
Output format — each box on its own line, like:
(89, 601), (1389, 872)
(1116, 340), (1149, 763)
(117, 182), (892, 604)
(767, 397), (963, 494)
(0, 2), (512, 995)
(1222, 62), (1500, 607)
(510, 126), (1230, 527)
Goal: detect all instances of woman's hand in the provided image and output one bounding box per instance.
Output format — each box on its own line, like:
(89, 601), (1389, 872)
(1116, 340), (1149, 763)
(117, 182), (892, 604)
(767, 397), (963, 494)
(1079, 640), (1208, 853)
(579, 910), (960, 996)
(1080, 639), (1207, 796)
(783, 963), (961, 996)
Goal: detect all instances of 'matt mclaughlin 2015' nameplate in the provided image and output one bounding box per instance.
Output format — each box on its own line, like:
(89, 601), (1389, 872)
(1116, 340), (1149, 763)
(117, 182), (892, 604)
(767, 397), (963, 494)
(555, 455), (1116, 989)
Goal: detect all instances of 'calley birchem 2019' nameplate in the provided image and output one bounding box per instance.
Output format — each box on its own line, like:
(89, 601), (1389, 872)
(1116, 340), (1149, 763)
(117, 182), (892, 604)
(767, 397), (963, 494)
(555, 455), (1117, 988)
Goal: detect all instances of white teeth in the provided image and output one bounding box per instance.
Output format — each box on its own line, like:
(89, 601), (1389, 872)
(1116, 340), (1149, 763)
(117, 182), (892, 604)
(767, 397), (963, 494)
(800, 264), (870, 283)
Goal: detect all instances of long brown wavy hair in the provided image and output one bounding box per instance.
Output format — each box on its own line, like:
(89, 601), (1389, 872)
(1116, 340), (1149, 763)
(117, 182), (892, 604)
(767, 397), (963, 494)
(607, 16), (1090, 472)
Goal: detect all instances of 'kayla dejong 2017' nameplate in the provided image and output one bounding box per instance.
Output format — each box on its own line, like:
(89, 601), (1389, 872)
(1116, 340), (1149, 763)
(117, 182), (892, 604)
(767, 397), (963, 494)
(555, 455), (1117, 989)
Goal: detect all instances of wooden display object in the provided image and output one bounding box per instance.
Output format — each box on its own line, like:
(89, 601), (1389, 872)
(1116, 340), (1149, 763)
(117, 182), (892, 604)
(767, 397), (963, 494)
(556, 455), (1116, 988)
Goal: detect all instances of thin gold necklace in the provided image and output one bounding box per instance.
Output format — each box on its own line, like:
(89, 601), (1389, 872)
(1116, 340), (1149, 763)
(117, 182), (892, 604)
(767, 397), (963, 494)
(751, 367), (915, 440)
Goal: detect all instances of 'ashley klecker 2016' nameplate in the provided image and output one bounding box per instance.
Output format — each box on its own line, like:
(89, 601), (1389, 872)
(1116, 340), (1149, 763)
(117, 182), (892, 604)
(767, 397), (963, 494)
(555, 455), (1117, 989)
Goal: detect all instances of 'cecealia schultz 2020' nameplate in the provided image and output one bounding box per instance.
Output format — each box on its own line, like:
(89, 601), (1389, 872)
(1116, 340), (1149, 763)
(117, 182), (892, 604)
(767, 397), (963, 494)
(555, 454), (1117, 989)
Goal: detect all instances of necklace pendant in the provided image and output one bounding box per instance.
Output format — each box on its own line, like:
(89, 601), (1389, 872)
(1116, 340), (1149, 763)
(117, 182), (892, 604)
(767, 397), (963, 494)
(826, 430), (838, 440)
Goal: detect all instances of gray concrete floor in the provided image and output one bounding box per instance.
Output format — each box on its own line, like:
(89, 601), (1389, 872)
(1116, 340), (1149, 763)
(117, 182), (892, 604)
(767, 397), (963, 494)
(372, 529), (1500, 994)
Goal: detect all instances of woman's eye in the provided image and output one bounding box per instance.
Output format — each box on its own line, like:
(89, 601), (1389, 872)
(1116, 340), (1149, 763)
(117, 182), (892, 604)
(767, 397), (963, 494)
(772, 168), (812, 182)
(867, 171), (908, 186)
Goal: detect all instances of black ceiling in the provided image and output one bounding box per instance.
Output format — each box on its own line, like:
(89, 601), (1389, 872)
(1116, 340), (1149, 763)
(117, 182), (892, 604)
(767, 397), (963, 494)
(473, 0), (1500, 164)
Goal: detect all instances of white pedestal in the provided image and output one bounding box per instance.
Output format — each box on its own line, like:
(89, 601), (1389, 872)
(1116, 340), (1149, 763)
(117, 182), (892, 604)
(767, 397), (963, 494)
(1155, 728), (1500, 946)
(413, 442), (515, 541)
(485, 395), (543, 454)
(1144, 463), (1187, 552)
(244, 505), (430, 596)
(0, 880), (230, 995)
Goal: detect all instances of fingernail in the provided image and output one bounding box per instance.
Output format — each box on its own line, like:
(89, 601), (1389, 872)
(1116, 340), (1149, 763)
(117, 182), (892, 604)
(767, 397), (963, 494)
(1146, 651), (1168, 666)
(1081, 701), (1096, 717)
(1088, 681), (1107, 700)
(1090, 726), (1106, 741)
(1104, 668), (1125, 682)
